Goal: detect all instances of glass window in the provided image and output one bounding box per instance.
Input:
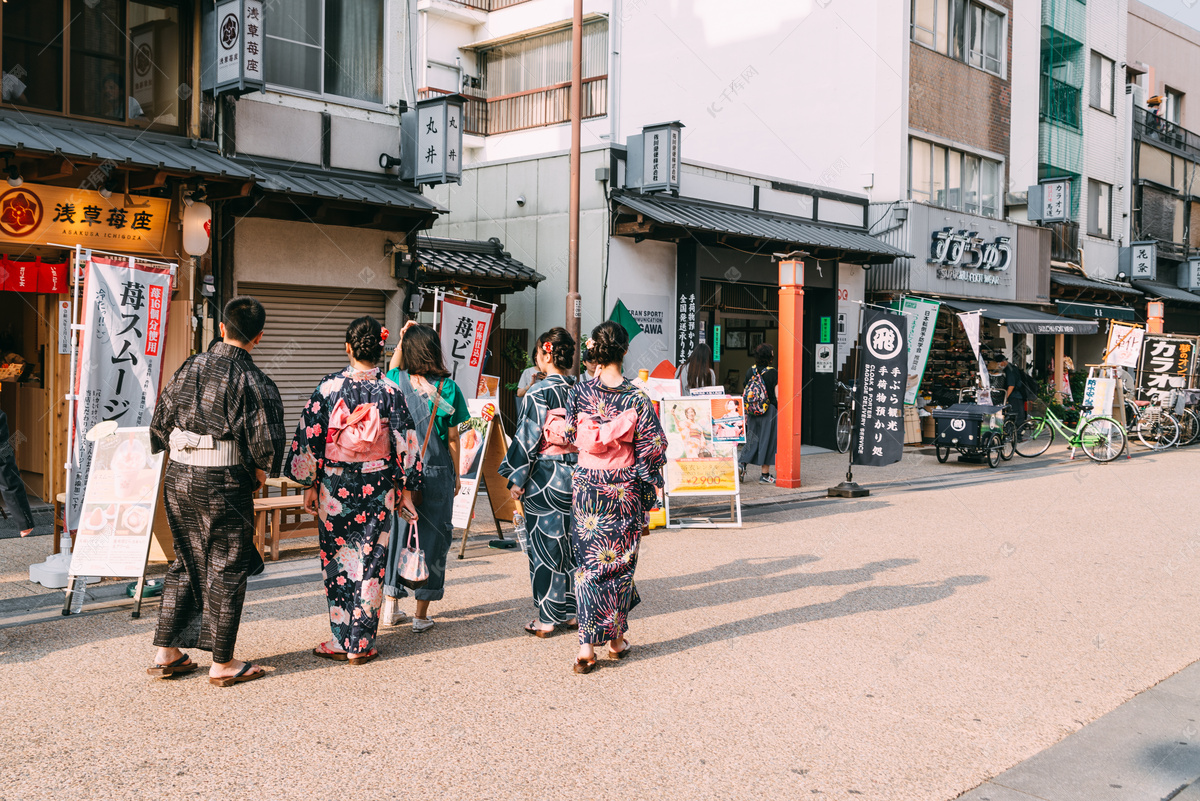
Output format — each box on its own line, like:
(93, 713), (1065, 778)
(70, 0), (127, 121)
(934, 0), (949, 55)
(932, 144), (946, 206)
(1165, 87), (1184, 125)
(963, 154), (980, 214)
(266, 0), (383, 103)
(968, 4), (1002, 75)
(913, 0), (936, 48)
(1089, 51), (1113, 113)
(128, 3), (181, 128)
(948, 0), (967, 61)
(910, 139), (932, 202)
(980, 160), (999, 217)
(947, 150), (962, 210)
(1088, 179), (1111, 237)
(2, 0), (64, 112)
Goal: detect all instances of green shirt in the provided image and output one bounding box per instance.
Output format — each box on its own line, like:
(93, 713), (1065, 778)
(387, 369), (470, 445)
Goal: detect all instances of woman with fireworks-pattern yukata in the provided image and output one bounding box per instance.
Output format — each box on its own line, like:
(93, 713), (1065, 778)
(286, 316), (421, 665)
(564, 320), (667, 674)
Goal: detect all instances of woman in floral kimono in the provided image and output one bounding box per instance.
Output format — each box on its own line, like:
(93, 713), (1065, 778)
(565, 321), (667, 674)
(499, 327), (577, 637)
(285, 316), (421, 664)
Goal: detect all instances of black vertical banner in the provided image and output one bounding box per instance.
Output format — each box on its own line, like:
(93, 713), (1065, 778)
(852, 308), (908, 467)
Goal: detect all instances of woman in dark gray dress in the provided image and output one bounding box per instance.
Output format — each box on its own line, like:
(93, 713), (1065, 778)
(739, 343), (779, 484)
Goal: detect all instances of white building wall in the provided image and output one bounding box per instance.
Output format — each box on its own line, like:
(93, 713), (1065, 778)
(1081, 0), (1129, 279)
(1009, 0), (1043, 212)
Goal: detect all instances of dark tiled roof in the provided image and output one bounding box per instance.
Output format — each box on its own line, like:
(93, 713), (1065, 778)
(246, 161), (441, 211)
(0, 110), (254, 179)
(612, 189), (911, 262)
(1051, 271), (1143, 297)
(416, 235), (543, 288)
(1132, 280), (1200, 306)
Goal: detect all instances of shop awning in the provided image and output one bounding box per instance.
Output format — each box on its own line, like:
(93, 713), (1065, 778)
(1132, 279), (1200, 306)
(416, 235), (544, 289)
(1051, 271), (1143, 297)
(1055, 300), (1137, 321)
(0, 111), (254, 180)
(246, 162), (442, 212)
(939, 298), (1100, 335)
(612, 190), (911, 264)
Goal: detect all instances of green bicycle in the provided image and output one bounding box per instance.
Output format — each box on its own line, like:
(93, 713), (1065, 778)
(1013, 407), (1127, 463)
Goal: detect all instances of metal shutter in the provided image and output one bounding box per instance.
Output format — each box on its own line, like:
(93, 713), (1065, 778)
(238, 283), (388, 428)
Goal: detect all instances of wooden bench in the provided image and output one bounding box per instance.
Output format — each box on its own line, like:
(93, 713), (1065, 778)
(252, 495), (318, 561)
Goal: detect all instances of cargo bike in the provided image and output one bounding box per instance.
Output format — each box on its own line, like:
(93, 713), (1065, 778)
(930, 403), (1013, 468)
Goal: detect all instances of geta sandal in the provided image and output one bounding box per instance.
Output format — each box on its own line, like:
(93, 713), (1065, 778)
(208, 663), (266, 687)
(146, 654), (198, 677)
(348, 649), (378, 665)
(312, 642), (348, 662)
(573, 656), (597, 674)
(524, 620), (557, 638)
(609, 640), (632, 659)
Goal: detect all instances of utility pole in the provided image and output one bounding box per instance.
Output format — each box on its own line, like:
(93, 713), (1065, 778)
(565, 0), (583, 371)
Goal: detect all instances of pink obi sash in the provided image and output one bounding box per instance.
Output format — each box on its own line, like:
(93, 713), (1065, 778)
(326, 398), (390, 463)
(575, 409), (637, 469)
(540, 408), (578, 457)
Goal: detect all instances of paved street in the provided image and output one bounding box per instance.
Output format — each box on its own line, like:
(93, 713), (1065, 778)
(3, 445), (1200, 800)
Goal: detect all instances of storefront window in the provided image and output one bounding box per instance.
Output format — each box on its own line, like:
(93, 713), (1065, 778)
(910, 139), (932, 203)
(1, 0), (184, 130)
(2, 1), (64, 113)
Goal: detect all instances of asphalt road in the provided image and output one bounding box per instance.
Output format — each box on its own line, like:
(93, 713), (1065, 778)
(2, 446), (1199, 800)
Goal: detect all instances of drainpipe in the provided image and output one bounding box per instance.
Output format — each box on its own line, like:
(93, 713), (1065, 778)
(566, 0), (583, 371)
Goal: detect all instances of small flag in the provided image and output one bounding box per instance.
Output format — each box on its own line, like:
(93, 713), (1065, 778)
(609, 299), (643, 342)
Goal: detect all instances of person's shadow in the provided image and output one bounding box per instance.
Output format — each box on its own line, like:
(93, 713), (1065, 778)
(643, 575), (989, 660)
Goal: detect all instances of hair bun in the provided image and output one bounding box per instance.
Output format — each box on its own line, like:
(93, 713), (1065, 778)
(588, 321), (629, 366)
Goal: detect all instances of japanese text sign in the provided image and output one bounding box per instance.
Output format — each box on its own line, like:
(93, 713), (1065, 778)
(69, 257), (173, 529)
(439, 295), (494, 402)
(414, 95), (463, 186)
(1105, 323), (1144, 370)
(1041, 179), (1069, 222)
(0, 182), (170, 254)
(1138, 335), (1194, 406)
(214, 0), (264, 94)
(852, 308), (907, 467)
(900, 297), (940, 404)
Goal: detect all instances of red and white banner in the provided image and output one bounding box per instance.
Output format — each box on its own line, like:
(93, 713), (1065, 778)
(439, 294), (494, 401)
(68, 256), (173, 528)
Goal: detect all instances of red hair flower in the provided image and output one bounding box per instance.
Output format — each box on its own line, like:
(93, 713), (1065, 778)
(380, 327), (390, 345)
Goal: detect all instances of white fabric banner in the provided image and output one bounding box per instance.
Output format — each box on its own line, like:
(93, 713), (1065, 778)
(957, 310), (992, 395)
(70, 256), (173, 529)
(1105, 323), (1144, 369)
(439, 295), (494, 402)
(900, 297), (941, 404)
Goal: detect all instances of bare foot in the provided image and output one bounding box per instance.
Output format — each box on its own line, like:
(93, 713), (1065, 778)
(210, 659), (259, 679)
(155, 646), (185, 667)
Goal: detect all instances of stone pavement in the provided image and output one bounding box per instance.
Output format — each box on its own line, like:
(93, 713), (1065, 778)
(1, 442), (1195, 800)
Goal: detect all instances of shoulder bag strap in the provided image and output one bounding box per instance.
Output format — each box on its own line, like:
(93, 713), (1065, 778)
(419, 379), (444, 460)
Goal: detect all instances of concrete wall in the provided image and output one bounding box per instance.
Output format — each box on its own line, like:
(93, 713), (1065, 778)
(424, 146), (612, 341)
(1129, 0), (1200, 131)
(1081, 0), (1128, 278)
(1009, 0), (1042, 197)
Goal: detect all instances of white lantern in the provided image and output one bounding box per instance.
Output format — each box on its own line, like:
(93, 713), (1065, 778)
(182, 200), (211, 257)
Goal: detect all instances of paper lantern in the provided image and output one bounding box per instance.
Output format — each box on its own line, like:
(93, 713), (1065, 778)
(182, 200), (211, 257)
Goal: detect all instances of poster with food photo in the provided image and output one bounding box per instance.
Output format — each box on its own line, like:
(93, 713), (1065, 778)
(451, 399), (496, 529)
(69, 427), (165, 578)
(660, 398), (738, 495)
(710, 396), (746, 443)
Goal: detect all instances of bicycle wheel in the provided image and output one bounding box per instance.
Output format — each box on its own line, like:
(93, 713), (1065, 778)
(1181, 408), (1200, 446)
(1135, 410), (1174, 450)
(984, 433), (1001, 468)
(1079, 417), (1127, 463)
(1000, 420), (1016, 461)
(1014, 417), (1053, 457)
(836, 411), (851, 454)
(935, 444), (950, 463)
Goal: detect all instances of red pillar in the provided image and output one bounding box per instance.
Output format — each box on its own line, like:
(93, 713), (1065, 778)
(776, 284), (804, 488)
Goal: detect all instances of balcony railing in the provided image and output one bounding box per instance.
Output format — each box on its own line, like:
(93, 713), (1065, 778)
(444, 0), (533, 9)
(1040, 76), (1081, 130)
(1045, 220), (1080, 263)
(1133, 106), (1200, 162)
(419, 76), (607, 137)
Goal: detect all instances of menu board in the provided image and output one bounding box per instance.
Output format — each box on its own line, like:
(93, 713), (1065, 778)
(661, 397), (739, 495)
(68, 427), (165, 578)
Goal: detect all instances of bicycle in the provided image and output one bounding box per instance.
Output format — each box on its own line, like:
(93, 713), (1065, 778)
(1125, 388), (1181, 450)
(1013, 406), (1127, 462)
(834, 380), (854, 454)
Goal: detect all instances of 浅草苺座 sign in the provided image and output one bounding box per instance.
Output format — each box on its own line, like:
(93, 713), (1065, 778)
(928, 227), (1012, 285)
(0, 183), (170, 254)
(213, 0), (264, 94)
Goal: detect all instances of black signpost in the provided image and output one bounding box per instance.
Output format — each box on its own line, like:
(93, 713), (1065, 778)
(829, 306), (908, 498)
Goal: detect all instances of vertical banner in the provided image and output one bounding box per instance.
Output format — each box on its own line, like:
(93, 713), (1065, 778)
(661, 397), (738, 494)
(70, 257), (174, 529)
(957, 310), (992, 394)
(1138, 335), (1194, 405)
(852, 308), (907, 467)
(900, 297), (940, 404)
(438, 295), (494, 402)
(1105, 323), (1144, 369)
(1082, 377), (1116, 418)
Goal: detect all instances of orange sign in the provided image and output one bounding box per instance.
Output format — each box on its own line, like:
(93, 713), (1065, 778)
(0, 183), (171, 254)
